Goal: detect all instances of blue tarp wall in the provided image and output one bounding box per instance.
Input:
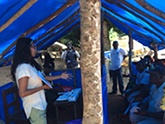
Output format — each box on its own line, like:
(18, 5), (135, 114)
(0, 0), (165, 66)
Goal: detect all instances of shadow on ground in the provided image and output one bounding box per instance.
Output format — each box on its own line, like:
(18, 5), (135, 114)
(108, 94), (131, 124)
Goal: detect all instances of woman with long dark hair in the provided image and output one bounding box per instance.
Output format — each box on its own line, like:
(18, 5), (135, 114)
(11, 37), (71, 124)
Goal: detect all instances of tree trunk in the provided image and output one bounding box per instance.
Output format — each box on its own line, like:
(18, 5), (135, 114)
(103, 21), (110, 51)
(79, 0), (103, 124)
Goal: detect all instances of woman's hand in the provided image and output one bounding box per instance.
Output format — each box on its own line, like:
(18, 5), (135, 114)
(42, 84), (51, 90)
(60, 72), (73, 81)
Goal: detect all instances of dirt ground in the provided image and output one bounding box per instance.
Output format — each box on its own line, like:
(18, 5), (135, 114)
(107, 76), (131, 124)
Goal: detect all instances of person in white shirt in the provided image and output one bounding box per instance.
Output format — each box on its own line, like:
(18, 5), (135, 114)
(61, 41), (80, 69)
(109, 41), (127, 95)
(11, 37), (72, 124)
(125, 59), (150, 102)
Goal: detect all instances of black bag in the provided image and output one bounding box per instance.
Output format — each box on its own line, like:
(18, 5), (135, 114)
(45, 89), (58, 104)
(65, 51), (78, 68)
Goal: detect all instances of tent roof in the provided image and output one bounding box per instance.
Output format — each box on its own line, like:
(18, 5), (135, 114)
(0, 0), (165, 66)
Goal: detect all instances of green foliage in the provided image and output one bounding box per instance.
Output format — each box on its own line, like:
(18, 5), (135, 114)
(59, 17), (126, 48)
(104, 17), (126, 38)
(109, 28), (118, 41)
(59, 28), (80, 48)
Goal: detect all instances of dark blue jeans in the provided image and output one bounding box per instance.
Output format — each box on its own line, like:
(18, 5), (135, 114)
(110, 68), (124, 94)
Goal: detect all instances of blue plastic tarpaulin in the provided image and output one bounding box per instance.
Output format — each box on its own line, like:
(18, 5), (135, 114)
(0, 0), (165, 66)
(0, 1), (165, 123)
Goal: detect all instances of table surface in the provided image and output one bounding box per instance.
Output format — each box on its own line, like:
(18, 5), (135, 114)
(53, 93), (80, 106)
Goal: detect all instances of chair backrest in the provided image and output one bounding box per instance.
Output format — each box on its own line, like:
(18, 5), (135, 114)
(2, 85), (21, 120)
(1, 85), (31, 124)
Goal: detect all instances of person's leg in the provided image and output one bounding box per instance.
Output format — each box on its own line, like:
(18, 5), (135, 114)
(111, 70), (117, 93)
(29, 107), (47, 124)
(117, 68), (124, 95)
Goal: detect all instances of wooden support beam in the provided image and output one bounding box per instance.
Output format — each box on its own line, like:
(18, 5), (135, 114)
(73, 69), (77, 88)
(0, 34), (25, 59)
(104, 11), (158, 42)
(0, 0), (78, 58)
(105, 0), (165, 36)
(37, 15), (80, 48)
(103, 5), (164, 42)
(106, 0), (165, 26)
(0, 0), (38, 33)
(33, 9), (80, 44)
(0, 58), (6, 63)
(1, 55), (14, 66)
(101, 10), (105, 76)
(135, 0), (165, 20)
(2, 58), (12, 67)
(25, 0), (78, 36)
(152, 44), (158, 59)
(128, 30), (132, 75)
(42, 22), (80, 50)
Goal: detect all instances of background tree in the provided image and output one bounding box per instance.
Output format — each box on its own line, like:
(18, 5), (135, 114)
(59, 28), (81, 48)
(59, 17), (126, 51)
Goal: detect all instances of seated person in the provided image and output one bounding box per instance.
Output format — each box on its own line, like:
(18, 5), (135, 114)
(143, 55), (154, 70)
(125, 56), (153, 91)
(125, 59), (150, 102)
(43, 52), (55, 70)
(129, 65), (165, 124)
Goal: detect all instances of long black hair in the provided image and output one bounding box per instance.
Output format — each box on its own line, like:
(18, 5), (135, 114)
(11, 37), (41, 80)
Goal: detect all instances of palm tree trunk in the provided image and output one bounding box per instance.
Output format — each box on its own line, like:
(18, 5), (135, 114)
(79, 0), (103, 124)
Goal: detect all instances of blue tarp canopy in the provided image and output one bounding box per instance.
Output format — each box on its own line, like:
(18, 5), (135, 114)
(0, 0), (165, 66)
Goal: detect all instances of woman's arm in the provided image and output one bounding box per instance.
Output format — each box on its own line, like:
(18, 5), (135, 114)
(18, 77), (50, 98)
(44, 72), (72, 81)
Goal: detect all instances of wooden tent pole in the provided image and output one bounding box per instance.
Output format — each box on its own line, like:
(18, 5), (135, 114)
(0, 0), (38, 33)
(128, 30), (133, 75)
(105, 0), (164, 36)
(135, 0), (165, 20)
(0, 0), (78, 58)
(106, 0), (165, 26)
(152, 44), (158, 60)
(103, 5), (164, 42)
(79, 0), (103, 123)
(101, 10), (105, 76)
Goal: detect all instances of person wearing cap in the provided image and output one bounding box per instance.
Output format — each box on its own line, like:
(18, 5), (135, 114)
(129, 65), (165, 124)
(109, 41), (127, 95)
(124, 59), (150, 102)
